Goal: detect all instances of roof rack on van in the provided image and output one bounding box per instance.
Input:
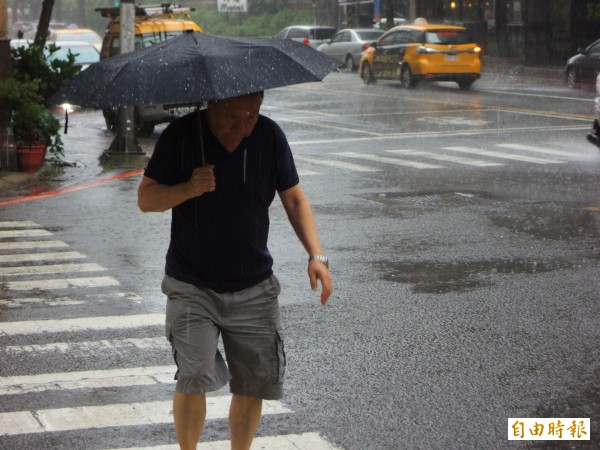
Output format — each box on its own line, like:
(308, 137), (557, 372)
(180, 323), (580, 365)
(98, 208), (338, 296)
(95, 3), (195, 19)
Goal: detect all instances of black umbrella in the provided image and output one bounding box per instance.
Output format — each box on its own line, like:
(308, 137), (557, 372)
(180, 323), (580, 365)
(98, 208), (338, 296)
(49, 30), (343, 109)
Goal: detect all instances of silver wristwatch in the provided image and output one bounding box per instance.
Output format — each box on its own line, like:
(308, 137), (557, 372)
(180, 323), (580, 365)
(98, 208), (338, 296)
(308, 254), (329, 267)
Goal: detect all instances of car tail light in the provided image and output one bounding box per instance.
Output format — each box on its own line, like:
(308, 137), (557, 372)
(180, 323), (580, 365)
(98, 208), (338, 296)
(303, 37), (310, 45)
(361, 43), (370, 51)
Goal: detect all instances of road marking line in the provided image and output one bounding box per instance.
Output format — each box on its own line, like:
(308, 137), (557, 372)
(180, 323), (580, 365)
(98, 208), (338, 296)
(387, 149), (504, 167)
(0, 365), (175, 395)
(0, 240), (69, 250)
(5, 336), (168, 356)
(294, 155), (381, 172)
(0, 229), (52, 238)
(5, 276), (120, 291)
(0, 292), (142, 309)
(0, 313), (164, 336)
(0, 251), (87, 263)
(496, 143), (579, 158)
(443, 146), (564, 164)
(106, 432), (342, 450)
(297, 168), (321, 176)
(0, 297), (86, 308)
(0, 220), (40, 228)
(0, 262), (106, 277)
(0, 397), (291, 436)
(335, 152), (443, 169)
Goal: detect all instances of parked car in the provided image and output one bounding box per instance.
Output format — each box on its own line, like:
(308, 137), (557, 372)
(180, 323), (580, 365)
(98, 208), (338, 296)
(586, 73), (600, 149)
(96, 3), (202, 136)
(275, 25), (337, 49)
(46, 41), (100, 71)
(10, 39), (99, 71)
(359, 23), (481, 90)
(316, 28), (384, 71)
(49, 27), (103, 52)
(565, 39), (600, 89)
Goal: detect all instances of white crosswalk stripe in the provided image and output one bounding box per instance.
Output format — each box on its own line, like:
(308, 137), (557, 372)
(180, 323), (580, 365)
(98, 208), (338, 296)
(335, 151), (444, 169)
(0, 262), (107, 276)
(295, 155), (381, 172)
(386, 149), (504, 167)
(0, 221), (343, 448)
(290, 142), (582, 174)
(443, 146), (563, 164)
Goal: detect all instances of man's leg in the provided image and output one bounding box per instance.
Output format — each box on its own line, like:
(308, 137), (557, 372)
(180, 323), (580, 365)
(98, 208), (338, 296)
(173, 391), (206, 450)
(229, 394), (263, 450)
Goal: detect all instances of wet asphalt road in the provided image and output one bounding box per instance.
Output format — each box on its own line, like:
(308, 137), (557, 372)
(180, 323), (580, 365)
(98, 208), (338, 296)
(0, 71), (599, 449)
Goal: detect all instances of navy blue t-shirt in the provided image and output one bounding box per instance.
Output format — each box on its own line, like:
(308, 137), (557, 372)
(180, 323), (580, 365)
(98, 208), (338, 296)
(144, 110), (299, 292)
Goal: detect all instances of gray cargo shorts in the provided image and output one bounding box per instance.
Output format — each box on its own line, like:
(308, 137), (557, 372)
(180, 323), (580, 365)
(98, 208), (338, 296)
(162, 274), (285, 400)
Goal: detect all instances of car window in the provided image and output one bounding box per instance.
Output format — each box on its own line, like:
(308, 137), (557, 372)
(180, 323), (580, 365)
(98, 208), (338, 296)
(587, 41), (600, 56)
(395, 30), (411, 44)
(425, 29), (470, 45)
(356, 30), (384, 42)
(312, 28), (336, 40)
(379, 32), (398, 46)
(48, 45), (99, 65)
(331, 32), (345, 44)
(288, 28), (308, 39)
(409, 30), (424, 44)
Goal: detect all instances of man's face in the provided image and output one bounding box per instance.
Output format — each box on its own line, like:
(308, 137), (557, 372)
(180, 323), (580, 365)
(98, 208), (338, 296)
(207, 93), (262, 151)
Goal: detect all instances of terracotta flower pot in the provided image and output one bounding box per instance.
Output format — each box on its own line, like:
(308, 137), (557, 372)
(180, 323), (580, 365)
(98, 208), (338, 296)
(17, 143), (47, 173)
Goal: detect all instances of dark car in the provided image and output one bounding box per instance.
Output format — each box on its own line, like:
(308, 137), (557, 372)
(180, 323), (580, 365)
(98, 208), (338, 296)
(565, 39), (600, 89)
(586, 73), (600, 149)
(275, 25), (337, 49)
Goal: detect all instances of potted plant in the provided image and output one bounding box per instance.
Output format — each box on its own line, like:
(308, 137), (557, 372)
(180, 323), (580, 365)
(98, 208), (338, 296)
(0, 39), (80, 171)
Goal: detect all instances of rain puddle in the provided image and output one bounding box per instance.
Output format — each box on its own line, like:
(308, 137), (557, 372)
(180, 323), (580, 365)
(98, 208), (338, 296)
(488, 201), (600, 240)
(376, 258), (572, 294)
(360, 190), (504, 208)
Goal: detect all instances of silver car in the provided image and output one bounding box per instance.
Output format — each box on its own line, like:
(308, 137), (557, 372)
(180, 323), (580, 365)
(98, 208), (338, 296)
(316, 28), (384, 71)
(275, 25), (337, 49)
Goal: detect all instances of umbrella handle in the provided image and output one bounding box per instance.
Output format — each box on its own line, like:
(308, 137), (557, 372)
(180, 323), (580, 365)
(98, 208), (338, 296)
(197, 109), (205, 167)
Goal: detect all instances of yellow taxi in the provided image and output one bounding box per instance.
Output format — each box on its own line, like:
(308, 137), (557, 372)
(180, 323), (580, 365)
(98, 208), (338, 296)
(359, 21), (481, 90)
(96, 3), (202, 58)
(96, 3), (203, 135)
(49, 27), (103, 52)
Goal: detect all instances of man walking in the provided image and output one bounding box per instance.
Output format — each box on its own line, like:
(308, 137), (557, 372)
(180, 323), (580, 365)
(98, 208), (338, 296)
(138, 91), (332, 450)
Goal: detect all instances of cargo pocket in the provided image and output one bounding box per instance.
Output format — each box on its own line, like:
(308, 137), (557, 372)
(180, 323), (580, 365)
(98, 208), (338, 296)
(275, 330), (286, 383)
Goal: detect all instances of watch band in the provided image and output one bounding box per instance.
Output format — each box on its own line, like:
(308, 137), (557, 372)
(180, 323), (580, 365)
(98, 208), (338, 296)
(308, 254), (329, 267)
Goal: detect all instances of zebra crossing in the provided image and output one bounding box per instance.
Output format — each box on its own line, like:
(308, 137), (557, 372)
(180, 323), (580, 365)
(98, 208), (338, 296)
(0, 220), (342, 449)
(293, 142), (587, 176)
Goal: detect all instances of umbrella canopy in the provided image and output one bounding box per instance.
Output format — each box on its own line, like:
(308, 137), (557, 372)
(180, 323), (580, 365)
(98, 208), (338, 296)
(49, 31), (343, 109)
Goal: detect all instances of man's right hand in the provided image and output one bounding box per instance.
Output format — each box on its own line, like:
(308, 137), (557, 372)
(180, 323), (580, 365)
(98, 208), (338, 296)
(186, 165), (216, 198)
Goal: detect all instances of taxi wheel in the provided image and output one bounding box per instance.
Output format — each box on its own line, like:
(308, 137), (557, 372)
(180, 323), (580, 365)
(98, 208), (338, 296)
(137, 121), (155, 137)
(361, 63), (375, 84)
(458, 79), (474, 90)
(400, 65), (415, 88)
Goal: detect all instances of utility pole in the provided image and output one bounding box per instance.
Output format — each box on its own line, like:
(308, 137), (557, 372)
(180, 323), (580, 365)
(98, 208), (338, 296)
(0, 0), (17, 170)
(108, 0), (143, 155)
